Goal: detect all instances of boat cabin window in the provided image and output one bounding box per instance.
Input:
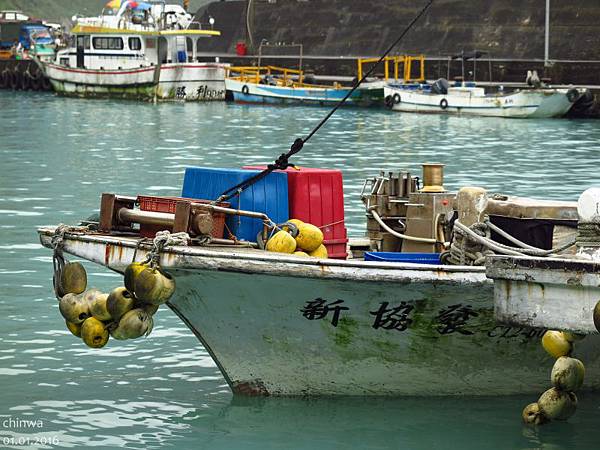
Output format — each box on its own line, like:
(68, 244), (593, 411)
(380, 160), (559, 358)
(128, 37), (142, 51)
(76, 35), (90, 49)
(92, 37), (124, 51)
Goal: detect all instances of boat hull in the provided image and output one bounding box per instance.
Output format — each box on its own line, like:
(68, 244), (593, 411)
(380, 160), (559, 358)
(226, 78), (384, 107)
(384, 85), (574, 118)
(43, 62), (226, 101)
(38, 229), (600, 396)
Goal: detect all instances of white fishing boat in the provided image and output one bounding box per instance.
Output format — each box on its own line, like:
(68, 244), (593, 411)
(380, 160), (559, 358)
(384, 80), (579, 118)
(37, 165), (600, 396)
(38, 1), (227, 101)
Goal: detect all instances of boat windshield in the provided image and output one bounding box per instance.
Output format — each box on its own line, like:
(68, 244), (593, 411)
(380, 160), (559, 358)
(28, 27), (52, 43)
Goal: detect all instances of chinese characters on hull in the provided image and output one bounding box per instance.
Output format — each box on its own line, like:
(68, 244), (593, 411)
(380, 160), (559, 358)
(299, 298), (543, 342)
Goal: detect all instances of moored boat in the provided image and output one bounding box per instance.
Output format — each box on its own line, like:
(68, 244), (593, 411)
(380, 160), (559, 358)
(225, 65), (384, 106)
(384, 80), (579, 118)
(38, 1), (227, 101)
(37, 165), (600, 396)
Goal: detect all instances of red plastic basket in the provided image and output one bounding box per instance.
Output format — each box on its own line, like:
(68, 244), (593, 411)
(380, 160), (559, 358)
(137, 195), (228, 239)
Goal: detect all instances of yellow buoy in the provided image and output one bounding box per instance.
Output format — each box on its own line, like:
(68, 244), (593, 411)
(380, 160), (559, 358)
(293, 251), (310, 257)
(294, 223), (324, 252)
(594, 300), (600, 333)
(541, 330), (572, 358)
(66, 320), (82, 338)
(538, 387), (578, 421)
(81, 317), (109, 348)
(89, 293), (112, 322)
(135, 300), (159, 316)
(551, 357), (585, 392)
(308, 244), (328, 259)
(124, 261), (148, 293)
(59, 293), (91, 324)
(59, 262), (87, 296)
(134, 268), (175, 305)
(522, 402), (549, 425)
(266, 230), (297, 254)
(106, 287), (135, 322)
(110, 308), (154, 340)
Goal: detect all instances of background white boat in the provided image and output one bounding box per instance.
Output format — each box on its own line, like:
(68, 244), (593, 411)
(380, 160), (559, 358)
(384, 81), (578, 118)
(40, 2), (227, 101)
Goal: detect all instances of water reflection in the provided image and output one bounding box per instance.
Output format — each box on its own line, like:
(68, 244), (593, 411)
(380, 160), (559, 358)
(1, 91), (600, 448)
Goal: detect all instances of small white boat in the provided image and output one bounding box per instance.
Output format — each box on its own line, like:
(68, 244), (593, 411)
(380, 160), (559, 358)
(39, 1), (227, 101)
(384, 80), (579, 118)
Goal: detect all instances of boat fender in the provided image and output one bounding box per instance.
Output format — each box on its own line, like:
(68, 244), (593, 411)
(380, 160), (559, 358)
(0, 70), (7, 89)
(241, 84), (249, 95)
(393, 93), (401, 104)
(21, 71), (31, 91)
(566, 88), (579, 103)
(9, 70), (20, 90)
(41, 76), (52, 91)
(440, 98), (449, 110)
(384, 95), (394, 108)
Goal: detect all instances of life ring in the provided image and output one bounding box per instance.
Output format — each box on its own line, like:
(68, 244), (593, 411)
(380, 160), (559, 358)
(9, 71), (20, 90)
(566, 88), (579, 103)
(440, 98), (449, 110)
(393, 93), (401, 104)
(384, 95), (394, 109)
(241, 84), (249, 95)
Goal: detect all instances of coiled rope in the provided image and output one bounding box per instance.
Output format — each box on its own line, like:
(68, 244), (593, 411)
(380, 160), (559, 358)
(143, 231), (190, 268)
(443, 219), (577, 266)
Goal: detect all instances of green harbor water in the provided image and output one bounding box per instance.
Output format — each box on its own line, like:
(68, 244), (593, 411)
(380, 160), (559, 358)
(1, 90), (600, 449)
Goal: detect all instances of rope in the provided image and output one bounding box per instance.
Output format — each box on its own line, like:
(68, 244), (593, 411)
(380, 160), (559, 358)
(216, 0), (434, 204)
(443, 219), (577, 266)
(576, 222), (600, 247)
(51, 224), (88, 299)
(144, 231), (190, 268)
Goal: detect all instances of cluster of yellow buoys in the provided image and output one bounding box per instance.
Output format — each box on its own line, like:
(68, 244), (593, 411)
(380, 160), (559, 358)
(522, 330), (585, 425)
(265, 219), (328, 258)
(57, 260), (175, 348)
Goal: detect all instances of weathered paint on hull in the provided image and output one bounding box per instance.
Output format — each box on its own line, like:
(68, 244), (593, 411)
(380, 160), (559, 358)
(44, 62), (226, 101)
(488, 255), (600, 333)
(37, 229), (600, 396)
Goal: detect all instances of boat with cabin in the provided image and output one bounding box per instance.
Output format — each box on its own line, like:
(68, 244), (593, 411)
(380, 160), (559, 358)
(37, 163), (600, 396)
(383, 52), (579, 118)
(38, 1), (227, 101)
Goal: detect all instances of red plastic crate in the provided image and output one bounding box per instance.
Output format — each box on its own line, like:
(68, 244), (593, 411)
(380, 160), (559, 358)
(243, 166), (348, 259)
(137, 195), (228, 239)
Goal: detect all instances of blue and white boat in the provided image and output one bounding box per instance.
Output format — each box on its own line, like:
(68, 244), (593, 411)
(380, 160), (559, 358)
(225, 66), (384, 106)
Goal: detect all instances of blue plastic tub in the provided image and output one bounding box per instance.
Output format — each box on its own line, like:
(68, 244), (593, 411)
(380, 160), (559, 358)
(364, 252), (441, 264)
(182, 167), (289, 241)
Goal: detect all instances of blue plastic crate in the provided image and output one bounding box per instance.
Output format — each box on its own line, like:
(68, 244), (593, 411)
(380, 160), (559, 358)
(182, 167), (289, 241)
(364, 252), (441, 264)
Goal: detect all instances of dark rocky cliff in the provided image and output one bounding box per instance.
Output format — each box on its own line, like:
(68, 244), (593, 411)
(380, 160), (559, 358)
(199, 0), (600, 59)
(196, 0), (600, 84)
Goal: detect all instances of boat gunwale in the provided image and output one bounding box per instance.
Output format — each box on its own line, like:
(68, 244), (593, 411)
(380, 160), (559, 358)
(37, 226), (488, 281)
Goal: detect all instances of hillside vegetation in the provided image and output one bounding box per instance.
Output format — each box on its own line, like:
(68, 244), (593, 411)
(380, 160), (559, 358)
(0, 0), (209, 21)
